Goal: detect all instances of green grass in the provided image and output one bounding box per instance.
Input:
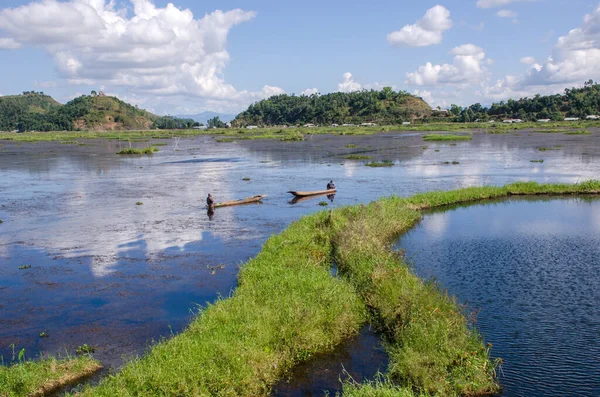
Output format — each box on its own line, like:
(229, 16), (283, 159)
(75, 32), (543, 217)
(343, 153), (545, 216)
(346, 144), (358, 148)
(344, 155), (373, 160)
(116, 147), (158, 155)
(333, 180), (600, 397)
(564, 129), (591, 135)
(365, 160), (394, 167)
(0, 356), (101, 397)
(533, 129), (566, 133)
(6, 181), (600, 397)
(18, 265), (31, 270)
(538, 146), (562, 151)
(423, 134), (472, 142)
(76, 212), (365, 396)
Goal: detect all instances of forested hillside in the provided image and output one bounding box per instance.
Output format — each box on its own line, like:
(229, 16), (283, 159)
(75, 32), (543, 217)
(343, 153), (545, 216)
(232, 88), (432, 126)
(449, 80), (600, 122)
(0, 92), (198, 131)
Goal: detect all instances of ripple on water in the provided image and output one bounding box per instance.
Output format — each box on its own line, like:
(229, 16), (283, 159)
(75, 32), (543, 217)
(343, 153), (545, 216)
(397, 197), (600, 397)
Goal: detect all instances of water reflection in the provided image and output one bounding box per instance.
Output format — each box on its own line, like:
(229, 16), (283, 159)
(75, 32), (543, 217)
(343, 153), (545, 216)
(398, 198), (600, 396)
(1, 131), (600, 370)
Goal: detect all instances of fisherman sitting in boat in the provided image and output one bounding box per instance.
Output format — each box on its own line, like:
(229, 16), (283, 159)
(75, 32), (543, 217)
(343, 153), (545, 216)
(327, 180), (336, 190)
(207, 193), (215, 210)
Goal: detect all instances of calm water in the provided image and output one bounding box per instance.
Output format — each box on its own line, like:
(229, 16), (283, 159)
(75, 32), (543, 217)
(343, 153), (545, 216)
(1, 131), (599, 392)
(398, 198), (600, 396)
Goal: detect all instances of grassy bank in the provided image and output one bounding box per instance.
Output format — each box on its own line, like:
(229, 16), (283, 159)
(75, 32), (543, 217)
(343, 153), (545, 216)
(0, 356), (101, 397)
(76, 212), (365, 396)
(116, 147), (159, 155)
(4, 181), (600, 397)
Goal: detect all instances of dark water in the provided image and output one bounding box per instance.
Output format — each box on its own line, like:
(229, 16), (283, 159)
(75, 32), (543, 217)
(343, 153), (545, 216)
(272, 325), (388, 396)
(397, 198), (600, 396)
(1, 131), (600, 386)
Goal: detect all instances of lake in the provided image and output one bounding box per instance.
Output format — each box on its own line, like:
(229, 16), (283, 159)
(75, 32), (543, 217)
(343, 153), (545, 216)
(1, 130), (599, 393)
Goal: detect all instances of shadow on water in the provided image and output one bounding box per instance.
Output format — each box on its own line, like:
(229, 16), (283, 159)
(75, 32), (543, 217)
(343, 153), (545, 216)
(397, 197), (600, 397)
(271, 325), (388, 397)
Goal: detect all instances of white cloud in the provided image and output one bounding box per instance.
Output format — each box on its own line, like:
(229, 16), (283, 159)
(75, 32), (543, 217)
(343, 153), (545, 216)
(405, 44), (488, 86)
(337, 72), (361, 92)
(477, 0), (537, 9)
(520, 56), (536, 65)
(486, 4), (600, 101)
(0, 37), (21, 49)
(496, 9), (518, 18)
(0, 0), (283, 113)
(387, 5), (452, 47)
(301, 88), (318, 96)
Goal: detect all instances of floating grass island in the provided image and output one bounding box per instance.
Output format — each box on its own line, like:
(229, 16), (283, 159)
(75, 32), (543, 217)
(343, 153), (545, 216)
(3, 181), (600, 397)
(116, 147), (159, 155)
(423, 134), (472, 142)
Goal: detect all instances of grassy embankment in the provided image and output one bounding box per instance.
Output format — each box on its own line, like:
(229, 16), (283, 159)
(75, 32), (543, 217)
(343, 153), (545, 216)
(0, 356), (101, 397)
(4, 181), (600, 397)
(331, 181), (597, 396)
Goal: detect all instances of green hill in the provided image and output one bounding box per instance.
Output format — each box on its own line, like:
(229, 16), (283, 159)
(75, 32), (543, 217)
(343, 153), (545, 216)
(232, 88), (432, 127)
(0, 92), (198, 132)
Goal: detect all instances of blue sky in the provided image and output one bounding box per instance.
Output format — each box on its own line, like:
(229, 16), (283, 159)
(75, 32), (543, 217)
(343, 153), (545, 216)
(1, 0), (599, 114)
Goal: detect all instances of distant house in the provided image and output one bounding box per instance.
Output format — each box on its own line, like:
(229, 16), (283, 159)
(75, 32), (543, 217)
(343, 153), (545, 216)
(11, 129), (19, 133)
(331, 124), (339, 127)
(342, 123), (355, 127)
(537, 119), (551, 123)
(226, 122), (232, 128)
(586, 115), (599, 120)
(564, 117), (580, 121)
(503, 119), (523, 123)
(360, 122), (377, 126)
(247, 125), (258, 129)
(303, 123), (316, 128)
(193, 125), (208, 130)
(488, 120), (496, 123)
(402, 121), (411, 125)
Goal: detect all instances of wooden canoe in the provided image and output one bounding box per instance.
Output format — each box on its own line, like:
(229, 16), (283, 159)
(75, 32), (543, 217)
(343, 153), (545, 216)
(288, 189), (336, 197)
(208, 195), (267, 208)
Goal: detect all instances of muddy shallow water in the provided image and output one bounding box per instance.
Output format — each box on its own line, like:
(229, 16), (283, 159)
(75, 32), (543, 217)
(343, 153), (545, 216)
(1, 130), (599, 391)
(398, 198), (600, 397)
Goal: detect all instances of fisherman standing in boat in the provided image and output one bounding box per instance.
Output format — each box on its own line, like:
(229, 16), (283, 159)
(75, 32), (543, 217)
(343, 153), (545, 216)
(327, 180), (336, 190)
(207, 193), (215, 211)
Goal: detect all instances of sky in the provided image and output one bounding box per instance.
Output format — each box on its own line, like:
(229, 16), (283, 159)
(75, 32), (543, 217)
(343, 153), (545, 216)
(0, 0), (599, 115)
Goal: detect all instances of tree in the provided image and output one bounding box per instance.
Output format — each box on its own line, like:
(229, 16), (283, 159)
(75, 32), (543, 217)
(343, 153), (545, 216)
(208, 116), (226, 128)
(91, 90), (97, 97)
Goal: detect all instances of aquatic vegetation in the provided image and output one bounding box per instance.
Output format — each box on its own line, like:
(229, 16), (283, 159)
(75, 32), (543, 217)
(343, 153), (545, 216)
(151, 142), (168, 146)
(76, 211), (365, 397)
(9, 181), (600, 397)
(39, 332), (49, 338)
(344, 155), (372, 160)
(538, 146), (562, 151)
(534, 129), (566, 133)
(0, 219), (3, 224)
(242, 177), (251, 181)
(365, 160), (394, 167)
(564, 129), (591, 135)
(530, 159), (544, 163)
(116, 147), (158, 155)
(0, 355), (101, 397)
(76, 345), (96, 355)
(423, 134), (472, 141)
(346, 144), (358, 148)
(318, 201), (328, 206)
(135, 202), (143, 206)
(442, 161), (460, 165)
(18, 265), (31, 270)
